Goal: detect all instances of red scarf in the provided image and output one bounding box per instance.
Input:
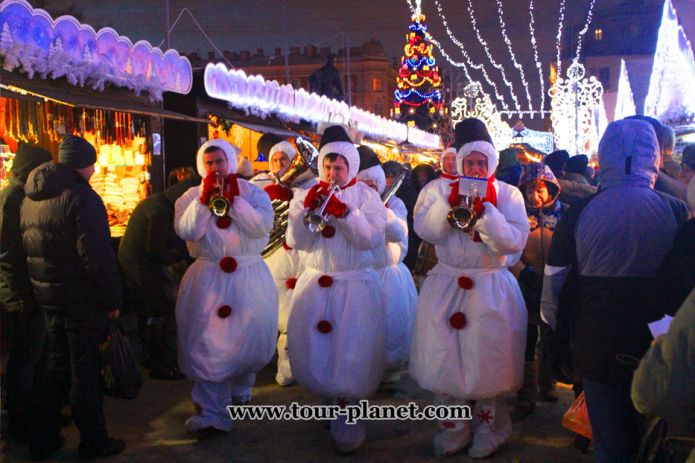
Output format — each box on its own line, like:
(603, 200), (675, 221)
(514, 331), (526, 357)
(440, 172), (458, 180)
(448, 175), (497, 242)
(304, 178), (356, 209)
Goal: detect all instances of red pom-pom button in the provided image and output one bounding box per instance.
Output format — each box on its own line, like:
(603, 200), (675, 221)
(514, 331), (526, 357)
(216, 216), (232, 229)
(217, 305), (232, 318)
(321, 225), (336, 238)
(318, 275), (334, 287)
(282, 242), (293, 251)
(285, 277), (297, 290)
(317, 320), (332, 333)
(449, 312), (467, 330)
(219, 257), (237, 273)
(458, 276), (474, 290)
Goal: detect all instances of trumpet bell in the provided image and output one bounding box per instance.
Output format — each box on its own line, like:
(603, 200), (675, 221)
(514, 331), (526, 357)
(447, 205), (477, 232)
(303, 212), (327, 233)
(209, 195), (231, 217)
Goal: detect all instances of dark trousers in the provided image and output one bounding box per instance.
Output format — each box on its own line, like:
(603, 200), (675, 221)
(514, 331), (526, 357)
(32, 314), (110, 452)
(3, 309), (46, 441)
(583, 377), (643, 463)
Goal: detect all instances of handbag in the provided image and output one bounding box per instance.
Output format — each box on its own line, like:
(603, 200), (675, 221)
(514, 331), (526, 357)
(561, 391), (593, 440)
(99, 321), (143, 400)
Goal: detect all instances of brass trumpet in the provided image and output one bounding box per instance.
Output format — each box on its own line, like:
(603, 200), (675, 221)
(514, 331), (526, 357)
(447, 177), (485, 232)
(208, 170), (231, 217)
(304, 182), (339, 233)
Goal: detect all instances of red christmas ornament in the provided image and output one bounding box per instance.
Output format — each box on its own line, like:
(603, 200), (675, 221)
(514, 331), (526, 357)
(477, 409), (494, 424)
(321, 225), (336, 238)
(219, 257), (237, 273)
(282, 242), (293, 251)
(458, 276), (474, 290)
(217, 305), (232, 318)
(216, 216), (232, 229)
(318, 275), (334, 287)
(449, 312), (467, 330)
(317, 320), (332, 333)
(285, 277), (297, 290)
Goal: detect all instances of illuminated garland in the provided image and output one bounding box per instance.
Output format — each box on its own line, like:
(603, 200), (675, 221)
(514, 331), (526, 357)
(529, 0), (545, 115)
(555, 0), (566, 77)
(574, 0), (597, 63)
(494, 0), (532, 111)
(450, 82), (512, 149)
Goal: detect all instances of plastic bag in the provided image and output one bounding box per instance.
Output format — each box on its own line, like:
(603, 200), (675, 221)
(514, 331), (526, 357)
(99, 321), (142, 400)
(561, 391), (593, 440)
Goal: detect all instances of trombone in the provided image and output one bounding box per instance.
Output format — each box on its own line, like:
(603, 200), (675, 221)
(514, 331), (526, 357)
(303, 182), (340, 233)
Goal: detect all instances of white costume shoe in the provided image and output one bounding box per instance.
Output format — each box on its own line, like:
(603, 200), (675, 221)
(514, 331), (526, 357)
(434, 421), (471, 458)
(330, 416), (366, 454)
(276, 333), (294, 386)
(468, 397), (512, 459)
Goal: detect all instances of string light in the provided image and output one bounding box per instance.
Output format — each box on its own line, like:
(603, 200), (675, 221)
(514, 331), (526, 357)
(555, 0), (566, 77)
(432, 0), (511, 111)
(574, 0), (597, 63)
(495, 0), (532, 113)
(450, 82), (512, 149)
(528, 0), (545, 117)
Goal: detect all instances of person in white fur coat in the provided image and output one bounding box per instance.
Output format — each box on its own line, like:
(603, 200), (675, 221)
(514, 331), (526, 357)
(174, 139), (278, 433)
(285, 126), (387, 453)
(252, 135), (317, 386)
(410, 118), (529, 459)
(355, 146), (417, 383)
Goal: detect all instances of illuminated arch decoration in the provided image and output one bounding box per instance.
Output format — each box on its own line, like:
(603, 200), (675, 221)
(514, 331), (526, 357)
(0, 0), (192, 101)
(644, 0), (695, 124)
(204, 62), (440, 150)
(450, 82), (512, 149)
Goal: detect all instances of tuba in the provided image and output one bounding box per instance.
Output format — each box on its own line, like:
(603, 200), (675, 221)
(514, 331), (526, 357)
(208, 170), (231, 217)
(262, 137), (320, 258)
(303, 182), (339, 233)
(447, 176), (485, 232)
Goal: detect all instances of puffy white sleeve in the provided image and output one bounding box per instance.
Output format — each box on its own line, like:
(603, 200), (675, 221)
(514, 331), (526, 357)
(174, 185), (211, 242)
(413, 185), (451, 245)
(286, 188), (317, 250)
(337, 191), (386, 250)
(473, 185), (530, 257)
(386, 197), (408, 243)
(230, 180), (274, 239)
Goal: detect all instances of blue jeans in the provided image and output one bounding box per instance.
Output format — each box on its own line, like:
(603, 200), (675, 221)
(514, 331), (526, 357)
(583, 377), (642, 463)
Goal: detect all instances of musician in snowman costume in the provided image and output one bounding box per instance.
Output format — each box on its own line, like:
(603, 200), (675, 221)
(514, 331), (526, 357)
(410, 118), (529, 459)
(355, 145), (417, 383)
(285, 126), (387, 453)
(174, 139), (278, 433)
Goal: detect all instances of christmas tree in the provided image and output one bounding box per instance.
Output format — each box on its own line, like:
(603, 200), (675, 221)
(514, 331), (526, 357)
(393, 13), (444, 130)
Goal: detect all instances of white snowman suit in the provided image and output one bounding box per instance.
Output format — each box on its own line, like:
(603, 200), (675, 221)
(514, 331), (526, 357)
(252, 140), (317, 385)
(409, 138), (529, 455)
(175, 139), (278, 432)
(356, 165), (417, 370)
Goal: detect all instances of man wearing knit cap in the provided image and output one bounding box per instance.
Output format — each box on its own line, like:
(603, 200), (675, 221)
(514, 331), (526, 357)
(410, 118), (529, 458)
(20, 136), (125, 460)
(0, 143), (52, 444)
(174, 138), (277, 433)
(356, 145), (417, 384)
(285, 125), (387, 453)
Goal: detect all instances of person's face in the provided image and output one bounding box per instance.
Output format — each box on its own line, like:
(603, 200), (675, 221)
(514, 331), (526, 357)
(78, 164), (95, 181)
(385, 173), (397, 189)
(526, 180), (550, 208)
(270, 151), (290, 176)
(442, 153), (457, 175)
(680, 163), (694, 184)
(323, 155), (349, 186)
(462, 151), (488, 179)
(203, 149), (228, 177)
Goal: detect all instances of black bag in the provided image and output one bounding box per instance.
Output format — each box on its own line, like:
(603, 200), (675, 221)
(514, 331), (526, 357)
(99, 321), (142, 400)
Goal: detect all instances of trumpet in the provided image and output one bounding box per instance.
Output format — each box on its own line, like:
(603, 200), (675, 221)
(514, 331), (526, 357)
(304, 182), (340, 233)
(208, 170), (231, 217)
(447, 177), (484, 232)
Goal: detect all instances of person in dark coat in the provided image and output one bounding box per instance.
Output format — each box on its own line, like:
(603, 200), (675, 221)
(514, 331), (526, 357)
(20, 136), (125, 461)
(543, 150), (569, 179)
(540, 119), (689, 463)
(117, 175), (200, 380)
(384, 160), (418, 270)
(0, 142), (52, 443)
(557, 154), (597, 206)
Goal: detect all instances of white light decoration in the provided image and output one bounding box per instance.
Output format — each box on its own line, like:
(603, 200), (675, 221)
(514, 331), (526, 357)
(555, 0), (567, 77)
(450, 82), (512, 149)
(548, 61), (604, 155)
(573, 0), (597, 63)
(614, 59), (636, 121)
(495, 0), (532, 112)
(511, 125), (555, 154)
(0, 0), (192, 100)
(529, 0), (545, 117)
(204, 62), (440, 149)
(644, 0), (695, 123)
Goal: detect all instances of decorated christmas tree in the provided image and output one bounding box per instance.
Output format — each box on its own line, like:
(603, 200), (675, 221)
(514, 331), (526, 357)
(393, 13), (444, 130)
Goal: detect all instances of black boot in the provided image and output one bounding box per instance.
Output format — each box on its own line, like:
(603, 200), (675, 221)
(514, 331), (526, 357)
(78, 437), (126, 460)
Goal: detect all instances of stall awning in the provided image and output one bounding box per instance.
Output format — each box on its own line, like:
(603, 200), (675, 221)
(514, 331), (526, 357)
(0, 71), (208, 124)
(230, 120), (300, 138)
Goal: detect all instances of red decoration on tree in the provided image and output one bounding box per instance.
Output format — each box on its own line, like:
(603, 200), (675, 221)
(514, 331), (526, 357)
(217, 305), (232, 318)
(458, 276), (474, 290)
(318, 275), (334, 287)
(317, 320), (332, 333)
(449, 312), (467, 330)
(219, 257), (237, 273)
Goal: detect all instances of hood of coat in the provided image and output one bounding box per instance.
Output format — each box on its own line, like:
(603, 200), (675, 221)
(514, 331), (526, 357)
(598, 119), (659, 189)
(24, 162), (86, 201)
(519, 162), (561, 206)
(196, 139), (241, 178)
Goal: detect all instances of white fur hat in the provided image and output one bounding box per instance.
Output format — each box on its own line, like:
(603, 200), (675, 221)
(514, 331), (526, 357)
(318, 125), (360, 183)
(269, 141), (296, 163)
(196, 138), (241, 177)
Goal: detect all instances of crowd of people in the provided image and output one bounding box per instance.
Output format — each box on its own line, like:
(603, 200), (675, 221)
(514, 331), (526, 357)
(1, 115), (694, 462)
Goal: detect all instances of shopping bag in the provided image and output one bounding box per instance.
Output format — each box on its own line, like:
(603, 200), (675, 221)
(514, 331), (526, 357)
(99, 321), (142, 400)
(561, 391), (593, 440)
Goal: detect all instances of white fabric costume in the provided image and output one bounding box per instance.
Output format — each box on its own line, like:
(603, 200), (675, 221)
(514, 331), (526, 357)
(175, 139), (278, 432)
(410, 137), (529, 457)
